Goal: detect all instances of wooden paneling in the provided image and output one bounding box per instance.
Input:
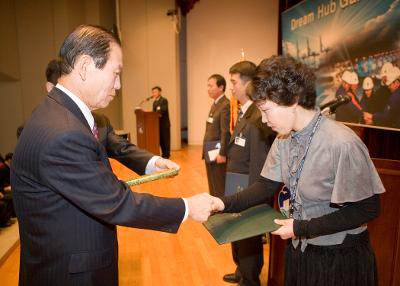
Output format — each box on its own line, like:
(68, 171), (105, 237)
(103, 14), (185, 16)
(346, 125), (400, 160)
(369, 159), (400, 286)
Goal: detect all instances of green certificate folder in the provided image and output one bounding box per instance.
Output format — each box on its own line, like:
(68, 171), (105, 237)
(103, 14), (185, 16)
(203, 204), (285, 245)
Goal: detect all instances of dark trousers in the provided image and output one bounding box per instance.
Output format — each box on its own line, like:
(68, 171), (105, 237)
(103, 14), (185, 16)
(232, 235), (264, 286)
(160, 127), (170, 158)
(0, 200), (11, 226)
(205, 161), (226, 197)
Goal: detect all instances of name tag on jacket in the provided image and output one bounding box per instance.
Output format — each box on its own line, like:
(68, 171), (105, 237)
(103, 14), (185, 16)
(235, 136), (246, 147)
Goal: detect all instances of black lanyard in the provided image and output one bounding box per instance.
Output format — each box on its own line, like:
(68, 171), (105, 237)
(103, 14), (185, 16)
(289, 113), (322, 218)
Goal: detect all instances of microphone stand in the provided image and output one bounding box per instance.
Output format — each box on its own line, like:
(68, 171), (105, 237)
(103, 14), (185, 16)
(320, 95), (351, 116)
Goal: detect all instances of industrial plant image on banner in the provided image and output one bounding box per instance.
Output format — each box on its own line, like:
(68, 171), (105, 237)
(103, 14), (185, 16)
(281, 0), (400, 130)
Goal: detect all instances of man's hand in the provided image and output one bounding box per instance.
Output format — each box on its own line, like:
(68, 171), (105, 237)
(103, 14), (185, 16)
(363, 112), (373, 125)
(215, 154), (226, 164)
(155, 158), (180, 171)
(271, 219), (294, 240)
(186, 193), (215, 222)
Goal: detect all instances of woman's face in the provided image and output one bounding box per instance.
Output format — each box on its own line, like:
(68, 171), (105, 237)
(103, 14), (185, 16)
(257, 100), (297, 135)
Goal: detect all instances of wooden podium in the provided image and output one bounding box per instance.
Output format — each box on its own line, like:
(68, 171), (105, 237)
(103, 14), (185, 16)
(135, 108), (160, 155)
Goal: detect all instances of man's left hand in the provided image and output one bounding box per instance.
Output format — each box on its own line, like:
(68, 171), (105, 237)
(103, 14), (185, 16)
(215, 155), (226, 164)
(155, 157), (180, 171)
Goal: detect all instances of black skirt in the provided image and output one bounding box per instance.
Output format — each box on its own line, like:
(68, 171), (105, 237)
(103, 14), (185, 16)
(284, 230), (377, 286)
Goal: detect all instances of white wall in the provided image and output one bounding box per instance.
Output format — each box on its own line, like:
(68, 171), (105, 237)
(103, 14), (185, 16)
(0, 0), (119, 155)
(119, 0), (181, 150)
(187, 0), (279, 145)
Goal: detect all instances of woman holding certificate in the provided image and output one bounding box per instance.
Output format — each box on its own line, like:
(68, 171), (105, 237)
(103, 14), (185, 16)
(212, 55), (384, 286)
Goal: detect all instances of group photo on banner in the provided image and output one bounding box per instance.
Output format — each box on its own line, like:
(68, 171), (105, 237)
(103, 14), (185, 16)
(281, 0), (400, 130)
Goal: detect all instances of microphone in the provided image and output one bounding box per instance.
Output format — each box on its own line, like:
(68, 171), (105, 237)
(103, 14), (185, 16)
(135, 96), (153, 110)
(142, 96), (152, 102)
(139, 96), (153, 105)
(320, 94), (351, 115)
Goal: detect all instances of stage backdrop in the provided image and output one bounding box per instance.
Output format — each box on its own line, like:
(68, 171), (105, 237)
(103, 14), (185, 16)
(281, 0), (400, 131)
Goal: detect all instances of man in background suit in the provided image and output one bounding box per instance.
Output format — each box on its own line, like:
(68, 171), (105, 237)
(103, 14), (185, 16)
(44, 59), (179, 175)
(11, 25), (215, 286)
(203, 74), (231, 197)
(152, 86), (171, 159)
(222, 61), (274, 286)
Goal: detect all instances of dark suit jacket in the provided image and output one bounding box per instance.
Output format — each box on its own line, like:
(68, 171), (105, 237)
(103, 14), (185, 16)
(93, 113), (153, 175)
(11, 88), (185, 286)
(152, 96), (171, 128)
(335, 91), (363, 123)
(203, 96), (231, 157)
(227, 103), (275, 185)
(373, 88), (400, 128)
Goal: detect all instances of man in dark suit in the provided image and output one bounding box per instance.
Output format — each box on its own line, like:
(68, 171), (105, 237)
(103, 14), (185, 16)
(152, 86), (171, 159)
(11, 25), (214, 286)
(203, 74), (231, 197)
(223, 61), (274, 286)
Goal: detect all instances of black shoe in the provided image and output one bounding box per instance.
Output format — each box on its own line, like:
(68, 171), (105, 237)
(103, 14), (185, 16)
(223, 273), (240, 284)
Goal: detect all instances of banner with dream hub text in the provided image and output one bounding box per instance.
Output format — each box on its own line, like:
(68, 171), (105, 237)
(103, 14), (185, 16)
(281, 0), (400, 131)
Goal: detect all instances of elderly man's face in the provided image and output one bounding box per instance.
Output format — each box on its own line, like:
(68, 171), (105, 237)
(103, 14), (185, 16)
(84, 42), (123, 110)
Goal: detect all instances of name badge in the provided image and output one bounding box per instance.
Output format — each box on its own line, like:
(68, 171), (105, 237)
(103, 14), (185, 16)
(278, 185), (291, 218)
(207, 117), (214, 123)
(234, 136), (246, 147)
(157, 106), (161, 110)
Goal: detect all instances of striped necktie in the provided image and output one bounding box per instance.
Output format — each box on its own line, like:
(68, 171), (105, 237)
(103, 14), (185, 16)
(237, 109), (243, 123)
(92, 123), (99, 140)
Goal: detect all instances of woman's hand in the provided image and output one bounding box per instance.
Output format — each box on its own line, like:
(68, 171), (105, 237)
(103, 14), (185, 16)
(271, 219), (295, 240)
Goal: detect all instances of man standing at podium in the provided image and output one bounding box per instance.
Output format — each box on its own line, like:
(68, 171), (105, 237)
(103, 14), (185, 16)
(152, 86), (171, 158)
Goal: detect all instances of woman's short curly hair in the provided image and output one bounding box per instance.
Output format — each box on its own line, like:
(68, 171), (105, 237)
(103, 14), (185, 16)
(251, 55), (316, 109)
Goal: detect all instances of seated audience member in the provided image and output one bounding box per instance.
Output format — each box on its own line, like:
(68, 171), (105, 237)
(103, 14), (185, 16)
(0, 153), (15, 218)
(0, 199), (12, 227)
(0, 155), (14, 227)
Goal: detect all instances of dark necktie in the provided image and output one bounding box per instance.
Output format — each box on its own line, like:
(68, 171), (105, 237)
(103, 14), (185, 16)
(237, 109), (243, 124)
(92, 123), (99, 140)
